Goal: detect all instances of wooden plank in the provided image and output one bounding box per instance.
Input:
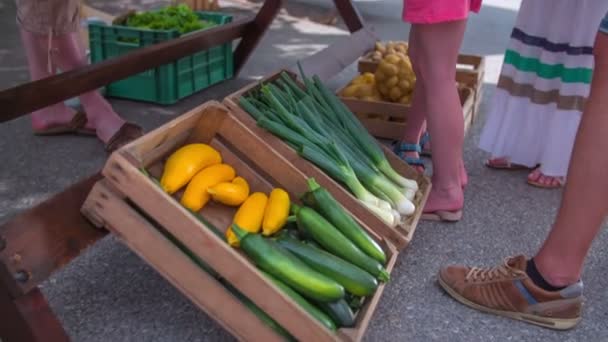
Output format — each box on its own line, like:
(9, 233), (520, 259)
(0, 16), (254, 122)
(223, 72), (412, 248)
(332, 0), (365, 33)
(82, 180), (283, 342)
(340, 86), (475, 141)
(233, 0), (283, 75)
(0, 173), (106, 296)
(0, 283), (69, 342)
(291, 28), (378, 82)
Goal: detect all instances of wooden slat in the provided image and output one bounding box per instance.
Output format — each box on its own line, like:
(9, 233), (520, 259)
(233, 0), (283, 75)
(0, 17), (253, 122)
(333, 0), (365, 33)
(340, 87), (475, 141)
(82, 180), (283, 342)
(291, 28), (378, 82)
(0, 284), (68, 342)
(0, 173), (106, 296)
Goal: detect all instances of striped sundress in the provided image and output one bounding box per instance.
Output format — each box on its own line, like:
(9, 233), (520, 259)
(479, 0), (608, 177)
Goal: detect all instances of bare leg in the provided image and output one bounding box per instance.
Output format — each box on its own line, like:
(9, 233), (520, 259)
(397, 27), (427, 172)
(51, 32), (125, 143)
(19, 29), (78, 131)
(534, 32), (608, 286)
(410, 20), (467, 213)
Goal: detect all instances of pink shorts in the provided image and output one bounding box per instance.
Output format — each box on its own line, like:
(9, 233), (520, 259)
(403, 0), (482, 24)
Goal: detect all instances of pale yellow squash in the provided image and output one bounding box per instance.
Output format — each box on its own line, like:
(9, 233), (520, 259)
(262, 188), (290, 236)
(226, 192), (268, 247)
(180, 164), (235, 211)
(160, 143), (221, 194)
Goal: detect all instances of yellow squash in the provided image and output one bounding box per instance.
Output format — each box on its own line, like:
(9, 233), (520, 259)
(207, 177), (250, 206)
(180, 164), (235, 211)
(160, 144), (222, 194)
(262, 188), (290, 236)
(226, 192), (268, 247)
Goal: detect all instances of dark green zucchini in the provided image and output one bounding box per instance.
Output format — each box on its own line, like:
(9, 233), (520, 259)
(301, 178), (386, 264)
(232, 224), (345, 302)
(275, 236), (378, 296)
(291, 205), (390, 282)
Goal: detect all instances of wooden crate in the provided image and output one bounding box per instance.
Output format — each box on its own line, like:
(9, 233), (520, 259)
(339, 86), (475, 141)
(223, 71), (431, 250)
(358, 52), (485, 121)
(83, 101), (400, 341)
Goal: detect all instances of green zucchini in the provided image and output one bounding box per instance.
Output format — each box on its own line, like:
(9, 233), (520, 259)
(301, 178), (387, 264)
(291, 205), (390, 282)
(275, 236), (378, 296)
(316, 299), (356, 328)
(232, 224), (345, 302)
(263, 272), (337, 331)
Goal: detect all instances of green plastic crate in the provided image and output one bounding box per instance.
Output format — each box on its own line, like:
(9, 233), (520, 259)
(89, 12), (234, 105)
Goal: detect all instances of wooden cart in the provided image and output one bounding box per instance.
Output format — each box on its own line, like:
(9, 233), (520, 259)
(349, 52), (485, 140)
(0, 1), (396, 341)
(81, 101), (406, 341)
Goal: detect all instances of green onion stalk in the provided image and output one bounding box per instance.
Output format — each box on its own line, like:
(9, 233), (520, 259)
(311, 75), (418, 191)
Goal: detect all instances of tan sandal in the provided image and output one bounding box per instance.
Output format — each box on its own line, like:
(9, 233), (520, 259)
(104, 122), (144, 152)
(33, 111), (96, 136)
(421, 210), (463, 222)
(485, 158), (531, 170)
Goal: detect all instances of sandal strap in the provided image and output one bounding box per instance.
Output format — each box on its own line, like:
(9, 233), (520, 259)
(393, 141), (421, 153)
(419, 132), (430, 146)
(403, 156), (425, 167)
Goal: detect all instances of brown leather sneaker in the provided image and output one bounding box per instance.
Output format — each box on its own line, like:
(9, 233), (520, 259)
(438, 255), (583, 330)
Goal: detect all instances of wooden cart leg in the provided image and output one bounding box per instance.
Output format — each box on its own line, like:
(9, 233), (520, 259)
(233, 0), (283, 75)
(0, 282), (69, 342)
(332, 0), (365, 33)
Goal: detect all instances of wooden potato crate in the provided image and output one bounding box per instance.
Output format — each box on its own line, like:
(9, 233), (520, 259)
(339, 86), (475, 141)
(358, 52), (485, 123)
(82, 101), (400, 341)
(223, 70), (431, 250)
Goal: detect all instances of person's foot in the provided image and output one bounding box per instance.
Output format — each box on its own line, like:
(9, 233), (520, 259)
(527, 168), (564, 189)
(80, 93), (126, 143)
(438, 255), (583, 330)
(422, 184), (464, 221)
(393, 141), (425, 173)
(30, 105), (95, 132)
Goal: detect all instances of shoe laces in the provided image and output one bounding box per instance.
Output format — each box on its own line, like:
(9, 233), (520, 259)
(465, 257), (526, 282)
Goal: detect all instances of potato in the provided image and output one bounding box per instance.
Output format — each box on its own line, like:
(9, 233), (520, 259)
(355, 84), (375, 98)
(362, 72), (375, 83)
(379, 62), (398, 76)
(375, 71), (386, 82)
(384, 53), (401, 65)
(389, 87), (402, 101)
(386, 75), (399, 88)
(341, 84), (360, 98)
(398, 79), (411, 91)
(399, 95), (411, 105)
(377, 83), (389, 95)
(351, 75), (367, 85)
(375, 42), (386, 54)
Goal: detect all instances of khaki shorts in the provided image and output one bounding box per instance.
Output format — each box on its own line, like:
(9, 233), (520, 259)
(16, 0), (81, 35)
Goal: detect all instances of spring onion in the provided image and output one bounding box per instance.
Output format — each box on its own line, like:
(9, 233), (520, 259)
(238, 69), (419, 225)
